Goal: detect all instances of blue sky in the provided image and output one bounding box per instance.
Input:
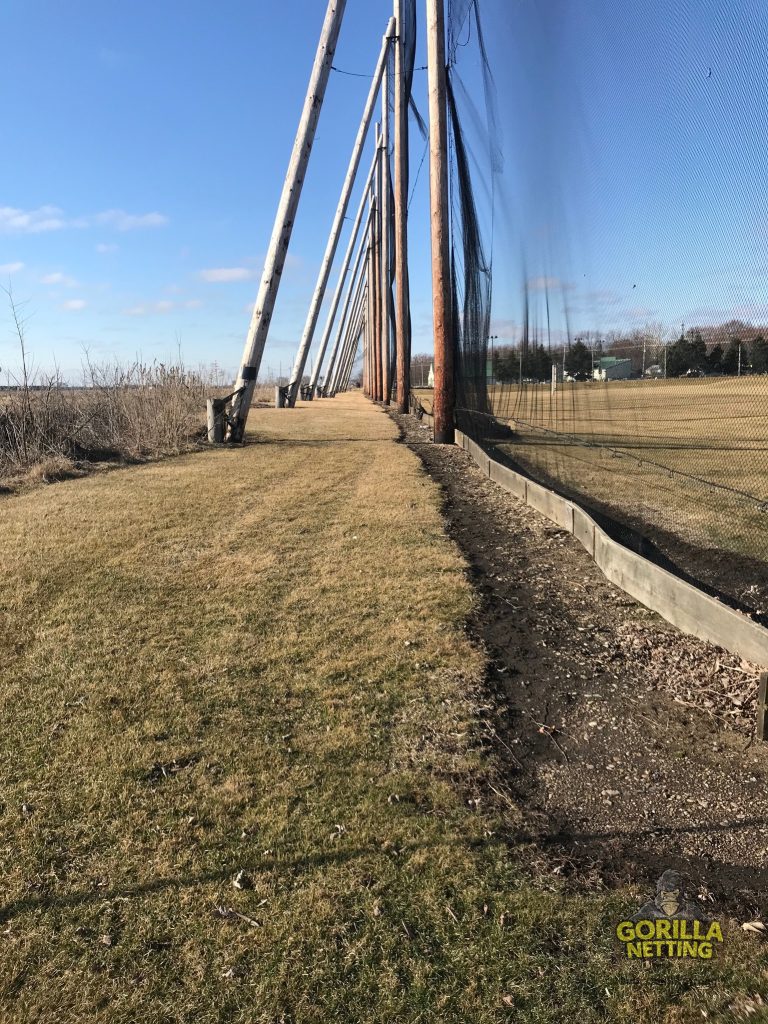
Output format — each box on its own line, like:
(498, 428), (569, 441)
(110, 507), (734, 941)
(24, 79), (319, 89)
(0, 0), (432, 380)
(2, 0), (767, 381)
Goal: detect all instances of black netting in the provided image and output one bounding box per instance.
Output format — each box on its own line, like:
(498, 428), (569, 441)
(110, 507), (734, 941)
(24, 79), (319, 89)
(435, 0), (768, 620)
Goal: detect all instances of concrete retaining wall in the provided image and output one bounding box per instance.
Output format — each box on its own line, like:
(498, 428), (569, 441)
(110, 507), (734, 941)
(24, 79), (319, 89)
(454, 428), (768, 669)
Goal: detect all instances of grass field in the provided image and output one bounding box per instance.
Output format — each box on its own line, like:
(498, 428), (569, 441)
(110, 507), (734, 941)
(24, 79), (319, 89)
(420, 377), (768, 593)
(2, 392), (767, 1022)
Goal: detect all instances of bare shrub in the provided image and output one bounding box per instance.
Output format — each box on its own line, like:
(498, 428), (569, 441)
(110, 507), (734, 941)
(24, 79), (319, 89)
(0, 286), (216, 483)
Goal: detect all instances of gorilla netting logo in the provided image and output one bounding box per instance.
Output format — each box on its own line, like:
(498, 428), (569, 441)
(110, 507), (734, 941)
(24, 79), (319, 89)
(616, 870), (724, 960)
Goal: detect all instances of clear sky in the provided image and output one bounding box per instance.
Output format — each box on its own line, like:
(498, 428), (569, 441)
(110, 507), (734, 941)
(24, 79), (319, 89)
(2, 0), (767, 381)
(0, 0), (431, 381)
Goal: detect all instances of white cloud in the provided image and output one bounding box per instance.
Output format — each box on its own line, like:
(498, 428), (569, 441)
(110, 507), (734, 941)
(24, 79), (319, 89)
(94, 209), (168, 231)
(0, 261), (24, 274)
(0, 205), (168, 235)
(199, 267), (254, 283)
(96, 242), (119, 254)
(185, 299), (203, 309)
(42, 272), (78, 287)
(63, 299), (87, 311)
(123, 300), (177, 316)
(528, 275), (571, 291)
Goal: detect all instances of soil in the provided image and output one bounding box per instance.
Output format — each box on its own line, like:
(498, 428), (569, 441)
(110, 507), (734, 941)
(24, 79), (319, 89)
(395, 410), (768, 918)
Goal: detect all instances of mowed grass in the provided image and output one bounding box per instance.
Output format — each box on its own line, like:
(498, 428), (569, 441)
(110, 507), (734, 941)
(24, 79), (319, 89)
(420, 376), (768, 561)
(0, 392), (767, 1023)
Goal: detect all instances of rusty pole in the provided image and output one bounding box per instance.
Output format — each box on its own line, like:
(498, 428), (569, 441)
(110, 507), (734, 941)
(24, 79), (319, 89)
(426, 0), (454, 443)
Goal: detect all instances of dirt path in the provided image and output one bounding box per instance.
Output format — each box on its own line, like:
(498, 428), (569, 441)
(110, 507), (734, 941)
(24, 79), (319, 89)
(395, 411), (768, 916)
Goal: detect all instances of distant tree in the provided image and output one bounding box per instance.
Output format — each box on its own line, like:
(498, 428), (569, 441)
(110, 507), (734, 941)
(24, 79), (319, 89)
(751, 335), (768, 374)
(492, 345), (518, 383)
(666, 334), (693, 377)
(565, 340), (591, 376)
(689, 331), (708, 371)
(707, 342), (724, 373)
(721, 338), (741, 375)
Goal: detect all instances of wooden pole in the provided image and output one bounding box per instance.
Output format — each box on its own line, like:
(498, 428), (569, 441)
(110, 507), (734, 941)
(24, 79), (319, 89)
(322, 204), (374, 395)
(287, 18), (396, 408)
(394, 0), (411, 414)
(329, 262), (368, 394)
(426, 0), (454, 443)
(380, 48), (392, 406)
(226, 0), (347, 441)
(367, 234), (375, 398)
(308, 150), (378, 396)
(757, 672), (768, 742)
(372, 132), (383, 401)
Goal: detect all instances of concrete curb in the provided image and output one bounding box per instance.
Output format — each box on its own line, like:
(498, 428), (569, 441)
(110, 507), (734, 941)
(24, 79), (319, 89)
(454, 428), (768, 669)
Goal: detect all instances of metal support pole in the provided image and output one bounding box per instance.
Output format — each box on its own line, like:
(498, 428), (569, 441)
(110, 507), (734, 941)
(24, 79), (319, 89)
(394, 0), (411, 414)
(426, 0), (454, 443)
(226, 0), (347, 441)
(322, 204), (374, 395)
(287, 18), (396, 407)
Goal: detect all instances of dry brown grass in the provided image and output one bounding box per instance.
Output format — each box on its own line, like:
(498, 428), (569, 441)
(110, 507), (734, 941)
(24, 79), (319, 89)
(1, 392), (765, 1022)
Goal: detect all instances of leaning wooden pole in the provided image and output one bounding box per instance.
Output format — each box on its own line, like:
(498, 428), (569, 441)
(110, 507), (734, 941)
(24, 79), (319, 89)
(426, 0), (454, 443)
(226, 0), (347, 441)
(329, 256), (367, 394)
(394, 0), (411, 414)
(308, 150), (378, 396)
(322, 202), (374, 394)
(287, 18), (396, 408)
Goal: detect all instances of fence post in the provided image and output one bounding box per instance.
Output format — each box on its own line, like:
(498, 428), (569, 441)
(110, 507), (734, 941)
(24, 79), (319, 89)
(757, 672), (768, 742)
(207, 398), (225, 443)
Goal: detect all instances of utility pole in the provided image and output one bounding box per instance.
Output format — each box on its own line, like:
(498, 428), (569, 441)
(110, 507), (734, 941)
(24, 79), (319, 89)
(380, 49), (392, 405)
(394, 0), (411, 413)
(426, 0), (454, 443)
(226, 0), (347, 441)
(287, 18), (395, 408)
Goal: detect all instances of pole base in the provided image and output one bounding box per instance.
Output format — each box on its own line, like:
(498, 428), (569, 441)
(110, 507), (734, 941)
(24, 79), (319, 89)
(433, 427), (455, 445)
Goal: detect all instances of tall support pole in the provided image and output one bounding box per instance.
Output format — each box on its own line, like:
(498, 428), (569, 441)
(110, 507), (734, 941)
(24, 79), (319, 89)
(394, 0), (411, 413)
(309, 151), (378, 396)
(366, 234), (375, 398)
(380, 50), (392, 406)
(287, 18), (396, 408)
(334, 282), (367, 395)
(341, 319), (364, 391)
(372, 137), (383, 402)
(329, 259), (368, 394)
(226, 0), (347, 441)
(426, 0), (454, 443)
(322, 203), (374, 395)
